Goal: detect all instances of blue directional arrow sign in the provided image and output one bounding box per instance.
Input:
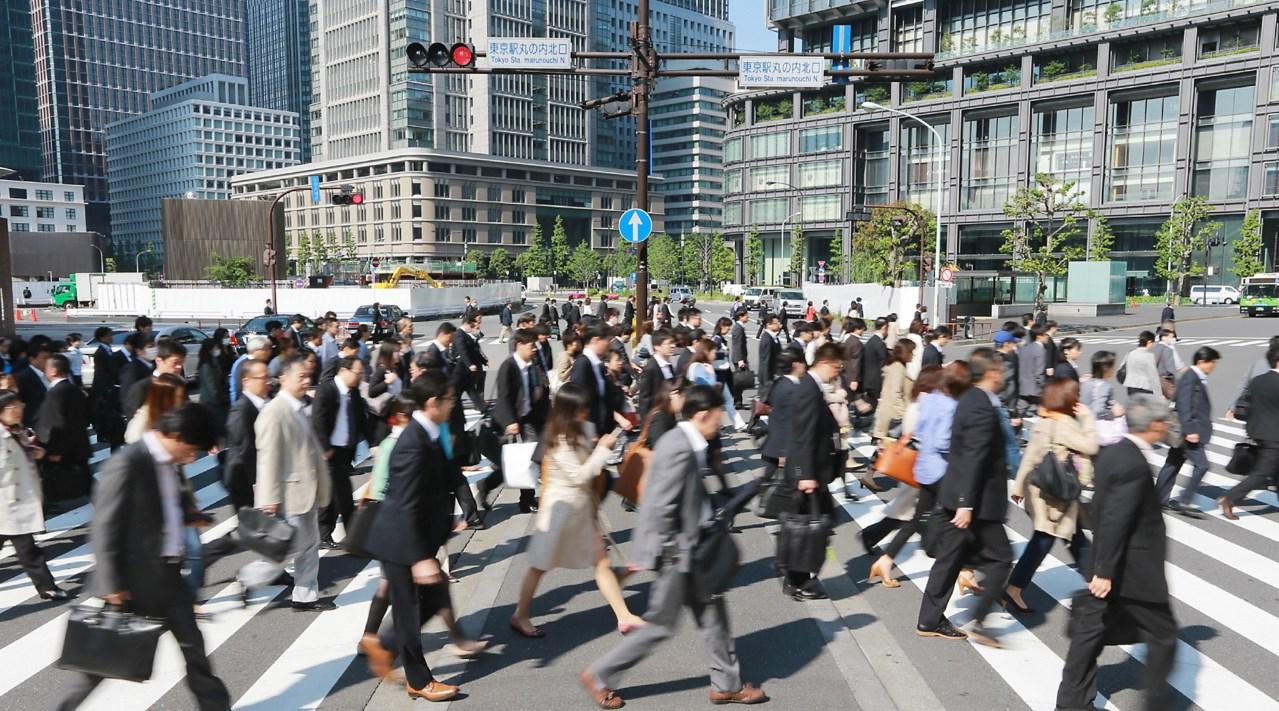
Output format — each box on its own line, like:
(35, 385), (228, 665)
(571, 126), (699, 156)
(619, 208), (653, 244)
(310, 175), (322, 204)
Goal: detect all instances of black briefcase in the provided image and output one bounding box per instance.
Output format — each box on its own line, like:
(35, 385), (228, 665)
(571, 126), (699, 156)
(232, 508), (296, 563)
(776, 494), (831, 575)
(690, 512), (740, 602)
(732, 368), (755, 394)
(1227, 442), (1258, 475)
(343, 499), (380, 558)
(58, 604), (166, 683)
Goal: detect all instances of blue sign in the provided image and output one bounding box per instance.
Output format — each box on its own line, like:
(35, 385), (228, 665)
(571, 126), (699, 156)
(310, 175), (321, 204)
(618, 208), (653, 244)
(831, 25), (851, 85)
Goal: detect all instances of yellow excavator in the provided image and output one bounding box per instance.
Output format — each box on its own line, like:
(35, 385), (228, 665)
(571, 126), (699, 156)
(371, 265), (443, 289)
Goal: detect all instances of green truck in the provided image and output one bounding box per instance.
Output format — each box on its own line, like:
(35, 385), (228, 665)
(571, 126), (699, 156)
(50, 272), (146, 308)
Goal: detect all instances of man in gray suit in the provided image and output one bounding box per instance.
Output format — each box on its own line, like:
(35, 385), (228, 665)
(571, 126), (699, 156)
(1155, 346), (1219, 515)
(1017, 325), (1048, 410)
(581, 385), (767, 709)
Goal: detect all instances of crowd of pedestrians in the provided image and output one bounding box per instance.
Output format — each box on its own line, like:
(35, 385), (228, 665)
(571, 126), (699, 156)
(0, 290), (1271, 711)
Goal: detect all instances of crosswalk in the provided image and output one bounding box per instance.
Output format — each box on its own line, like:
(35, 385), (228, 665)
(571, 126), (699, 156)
(1074, 336), (1273, 348)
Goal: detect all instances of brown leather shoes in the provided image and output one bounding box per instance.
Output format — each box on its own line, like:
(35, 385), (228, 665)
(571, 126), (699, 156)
(579, 669), (625, 709)
(710, 683), (768, 705)
(406, 680), (459, 702)
(359, 636), (395, 681)
(1218, 496), (1239, 521)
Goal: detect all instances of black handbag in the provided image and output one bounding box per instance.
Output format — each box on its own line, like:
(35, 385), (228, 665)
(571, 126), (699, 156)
(343, 499), (381, 558)
(232, 507), (296, 563)
(1029, 422), (1082, 503)
(1227, 441), (1258, 474)
(58, 604), (166, 683)
(776, 493), (831, 575)
(690, 511), (740, 602)
(732, 368), (755, 394)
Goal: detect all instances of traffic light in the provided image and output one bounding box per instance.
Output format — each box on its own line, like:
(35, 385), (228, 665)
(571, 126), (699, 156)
(406, 42), (475, 69)
(332, 184), (363, 206)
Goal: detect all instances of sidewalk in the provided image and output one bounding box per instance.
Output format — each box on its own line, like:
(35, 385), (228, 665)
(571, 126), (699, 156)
(951, 303), (1236, 346)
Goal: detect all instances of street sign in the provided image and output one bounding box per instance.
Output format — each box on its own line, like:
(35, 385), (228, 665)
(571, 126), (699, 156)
(309, 175), (321, 204)
(619, 208), (653, 244)
(738, 55), (825, 89)
(846, 207), (873, 223)
(487, 38), (573, 69)
(939, 266), (954, 284)
(818, 260), (826, 268)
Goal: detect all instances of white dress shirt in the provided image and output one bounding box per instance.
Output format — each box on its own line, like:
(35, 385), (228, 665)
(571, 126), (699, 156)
(653, 354), (674, 381)
(143, 431), (185, 558)
(331, 378), (352, 447)
(243, 391), (267, 411)
(583, 348), (606, 394)
(514, 353), (533, 417)
(413, 411), (442, 441)
(677, 421), (712, 522)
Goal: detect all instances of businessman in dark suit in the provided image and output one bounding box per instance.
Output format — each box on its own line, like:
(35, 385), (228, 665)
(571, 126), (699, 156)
(605, 311), (635, 389)
(1220, 345), (1279, 519)
(453, 314), (489, 409)
(840, 317), (865, 396)
(36, 354), (93, 502)
(535, 327), (554, 373)
(759, 350), (803, 518)
(359, 373), (461, 702)
(223, 359), (269, 511)
(1155, 346), (1219, 514)
(561, 299), (580, 332)
(729, 309), (750, 408)
(569, 323), (624, 436)
(860, 317), (890, 404)
(15, 342), (51, 426)
(58, 404), (231, 711)
(785, 322), (810, 364)
(1057, 395), (1177, 711)
(313, 356), (371, 548)
(479, 329), (547, 513)
(921, 325), (949, 367)
(116, 332), (155, 399)
(123, 338), (187, 420)
(756, 314), (783, 401)
(635, 329), (677, 417)
(916, 347), (1012, 648)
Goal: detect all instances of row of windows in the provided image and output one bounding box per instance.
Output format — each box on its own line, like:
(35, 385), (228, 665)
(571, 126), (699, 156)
(5, 188), (76, 202)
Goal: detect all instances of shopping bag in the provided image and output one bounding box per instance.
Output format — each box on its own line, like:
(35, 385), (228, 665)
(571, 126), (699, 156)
(58, 603), (166, 683)
(501, 441), (540, 489)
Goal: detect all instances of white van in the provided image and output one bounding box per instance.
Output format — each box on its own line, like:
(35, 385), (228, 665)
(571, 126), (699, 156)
(1189, 284), (1240, 305)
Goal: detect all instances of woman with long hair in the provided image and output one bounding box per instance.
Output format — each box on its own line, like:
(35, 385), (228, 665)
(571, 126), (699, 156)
(868, 340), (917, 493)
(125, 373), (189, 443)
(367, 340), (404, 442)
(0, 390), (68, 600)
(510, 384), (644, 638)
(1004, 378), (1096, 613)
(687, 338), (746, 430)
(197, 337), (230, 421)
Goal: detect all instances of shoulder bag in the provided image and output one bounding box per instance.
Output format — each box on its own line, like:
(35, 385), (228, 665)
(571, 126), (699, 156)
(733, 366), (755, 394)
(690, 506), (741, 602)
(1028, 420), (1082, 503)
(616, 415), (654, 503)
(874, 438), (919, 488)
(1227, 441), (1257, 475)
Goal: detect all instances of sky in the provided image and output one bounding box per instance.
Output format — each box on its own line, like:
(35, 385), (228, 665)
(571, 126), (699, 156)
(729, 1), (777, 51)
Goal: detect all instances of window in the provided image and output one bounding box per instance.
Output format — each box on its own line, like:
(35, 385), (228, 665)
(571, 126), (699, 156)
(461, 183), (477, 199)
(751, 165), (790, 191)
(751, 131), (789, 159)
(38, 224), (55, 232)
(512, 189), (525, 202)
(800, 194), (841, 221)
(799, 161), (842, 188)
(1199, 22), (1259, 60)
(433, 182), (450, 197)
(1032, 103), (1094, 202)
(487, 227), (502, 244)
(411, 181), (422, 196)
(1264, 162), (1279, 196)
(1108, 93), (1178, 202)
(9, 205), (27, 217)
(962, 112), (1018, 210)
(65, 208), (77, 221)
(412, 226), (423, 241)
(1268, 115), (1279, 150)
(512, 230), (527, 245)
(36, 207), (54, 219)
(1193, 82), (1254, 200)
(894, 5), (924, 52)
(34, 190), (52, 201)
(723, 137), (742, 163)
(939, 0), (1052, 55)
(434, 204), (449, 219)
(1112, 34), (1181, 72)
(513, 210), (526, 223)
(11, 223), (28, 232)
(63, 191), (74, 202)
(855, 125), (890, 206)
(799, 126), (842, 153)
(487, 186), (501, 201)
(461, 206), (477, 221)
(899, 118), (949, 212)
(751, 198), (790, 223)
(725, 169), (743, 194)
(724, 202), (742, 226)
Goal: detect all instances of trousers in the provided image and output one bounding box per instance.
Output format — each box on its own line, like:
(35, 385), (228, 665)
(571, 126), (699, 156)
(1224, 443), (1279, 505)
(589, 563), (742, 693)
(917, 515), (1012, 629)
(1008, 529), (1090, 589)
(1057, 594), (1177, 711)
(379, 562), (448, 690)
(1154, 442), (1210, 504)
(0, 533), (56, 592)
(58, 564), (230, 711)
(319, 445), (356, 541)
(239, 508), (320, 603)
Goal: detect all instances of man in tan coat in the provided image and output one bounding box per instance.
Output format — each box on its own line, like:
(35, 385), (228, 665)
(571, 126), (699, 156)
(240, 353), (333, 610)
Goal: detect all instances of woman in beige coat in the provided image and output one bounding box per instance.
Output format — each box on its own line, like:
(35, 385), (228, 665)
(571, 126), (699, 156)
(872, 339), (916, 442)
(1004, 378), (1097, 614)
(510, 384), (645, 638)
(0, 390), (67, 600)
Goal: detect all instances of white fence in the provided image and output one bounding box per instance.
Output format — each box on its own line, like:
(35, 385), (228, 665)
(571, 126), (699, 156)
(801, 283), (932, 320)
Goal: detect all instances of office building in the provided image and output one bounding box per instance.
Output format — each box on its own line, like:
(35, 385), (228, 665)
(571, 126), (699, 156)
(651, 75), (733, 235)
(1, 178), (86, 233)
(0, 0), (40, 180)
(246, 0), (312, 161)
(229, 148), (665, 269)
(107, 75), (301, 270)
(29, 0), (245, 235)
(726, 0), (1279, 299)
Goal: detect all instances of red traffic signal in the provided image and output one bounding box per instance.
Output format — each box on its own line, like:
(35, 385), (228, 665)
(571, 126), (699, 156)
(332, 184), (363, 205)
(406, 42), (475, 69)
(450, 43), (475, 68)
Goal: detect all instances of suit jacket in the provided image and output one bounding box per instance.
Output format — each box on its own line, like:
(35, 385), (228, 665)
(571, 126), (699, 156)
(420, 342), (455, 378)
(630, 425), (710, 572)
(623, 301), (636, 327)
(786, 375), (839, 487)
(499, 305), (513, 326)
(14, 367), (46, 426)
(861, 334), (889, 394)
(921, 342), (943, 368)
(36, 379), (91, 461)
(88, 342), (118, 401)
(569, 353), (618, 435)
(1018, 341), (1046, 397)
(535, 341), (554, 373)
(608, 337), (634, 387)
(729, 323), (749, 367)
(635, 357), (674, 417)
(312, 379), (371, 451)
(117, 357), (153, 400)
(841, 335), (864, 388)
(223, 395), (261, 504)
(757, 331), (781, 399)
(123, 376), (152, 419)
(492, 355), (549, 432)
(365, 418), (457, 565)
(939, 387), (1009, 521)
(254, 393), (331, 516)
(1055, 359), (1079, 382)
(785, 339), (806, 365)
(1091, 439), (1168, 603)
(1169, 368), (1210, 442)
(1246, 371), (1279, 444)
(561, 302), (579, 327)
(87, 441), (194, 613)
(761, 376), (798, 460)
(452, 330), (488, 388)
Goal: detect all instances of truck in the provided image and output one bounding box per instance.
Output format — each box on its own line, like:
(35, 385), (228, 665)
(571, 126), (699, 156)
(51, 272), (146, 308)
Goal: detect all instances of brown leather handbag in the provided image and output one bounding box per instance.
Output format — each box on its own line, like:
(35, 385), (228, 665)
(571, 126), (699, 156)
(874, 438), (919, 488)
(615, 414), (654, 502)
(752, 400), (772, 418)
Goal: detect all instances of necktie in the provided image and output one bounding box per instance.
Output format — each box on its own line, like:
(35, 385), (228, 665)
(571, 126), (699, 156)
(438, 421), (454, 460)
(596, 363), (607, 394)
(662, 364), (672, 380)
(345, 392), (358, 445)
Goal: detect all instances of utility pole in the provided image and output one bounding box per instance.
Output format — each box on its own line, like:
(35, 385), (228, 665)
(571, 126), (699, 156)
(406, 24), (934, 316)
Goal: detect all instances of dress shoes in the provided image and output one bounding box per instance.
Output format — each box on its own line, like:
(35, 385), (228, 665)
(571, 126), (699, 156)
(782, 579), (828, 601)
(1165, 500), (1204, 518)
(406, 680), (459, 702)
(291, 599), (338, 612)
(37, 586), (72, 601)
(965, 622), (1003, 648)
(709, 683), (768, 705)
(1217, 496), (1238, 520)
(579, 669), (624, 709)
(319, 538), (342, 551)
(916, 620), (967, 640)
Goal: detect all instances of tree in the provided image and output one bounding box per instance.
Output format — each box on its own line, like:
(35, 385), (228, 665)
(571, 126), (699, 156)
(206, 253), (255, 287)
(825, 229), (847, 284)
(685, 232), (731, 291)
(646, 234), (681, 282)
(469, 249), (491, 279)
(787, 225), (806, 286)
(709, 235), (735, 288)
(489, 247), (513, 279)
(516, 222), (552, 277)
(1232, 210), (1265, 280)
(851, 203), (937, 287)
(105, 257), (117, 273)
(293, 233), (314, 276)
(1155, 195), (1220, 305)
(567, 240), (600, 286)
(744, 226), (764, 286)
(1000, 173), (1110, 313)
(550, 215), (570, 279)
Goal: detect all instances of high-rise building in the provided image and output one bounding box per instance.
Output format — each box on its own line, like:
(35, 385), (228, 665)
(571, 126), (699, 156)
(29, 0), (245, 236)
(0, 0), (41, 180)
(651, 76), (733, 235)
(106, 75), (301, 270)
(246, 0), (312, 161)
(725, 0), (1279, 297)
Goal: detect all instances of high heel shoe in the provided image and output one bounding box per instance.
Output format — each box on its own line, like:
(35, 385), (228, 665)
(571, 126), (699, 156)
(956, 570), (984, 596)
(866, 559), (901, 588)
(1001, 592), (1033, 615)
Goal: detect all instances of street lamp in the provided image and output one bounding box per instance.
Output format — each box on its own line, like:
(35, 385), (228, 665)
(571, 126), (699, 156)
(89, 244), (105, 272)
(779, 210), (802, 287)
(0, 166), (16, 179)
(861, 101), (947, 323)
(136, 245), (154, 273)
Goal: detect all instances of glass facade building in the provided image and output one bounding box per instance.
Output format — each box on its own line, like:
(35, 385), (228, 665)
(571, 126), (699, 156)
(729, 0), (1279, 297)
(651, 76), (732, 235)
(0, 0), (41, 180)
(246, 0), (312, 162)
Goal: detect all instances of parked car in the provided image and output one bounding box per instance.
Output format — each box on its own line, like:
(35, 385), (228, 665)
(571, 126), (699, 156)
(669, 285), (694, 305)
(348, 304), (406, 334)
(233, 314), (316, 351)
(1189, 284), (1240, 305)
(742, 287), (779, 311)
(777, 290), (806, 319)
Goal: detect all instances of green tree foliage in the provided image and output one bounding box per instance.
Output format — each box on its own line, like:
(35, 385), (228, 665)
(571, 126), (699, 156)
(744, 226), (764, 286)
(646, 234), (681, 282)
(550, 215), (570, 278)
(567, 240), (600, 286)
(1155, 195), (1220, 305)
(604, 244), (636, 282)
(469, 249), (490, 279)
(787, 226), (806, 286)
(1233, 209), (1265, 280)
(516, 222), (552, 277)
(825, 229), (847, 284)
(683, 232), (734, 290)
(488, 247), (513, 279)
(1001, 173), (1111, 312)
(851, 203), (937, 287)
(206, 253), (256, 287)
(105, 257), (117, 273)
